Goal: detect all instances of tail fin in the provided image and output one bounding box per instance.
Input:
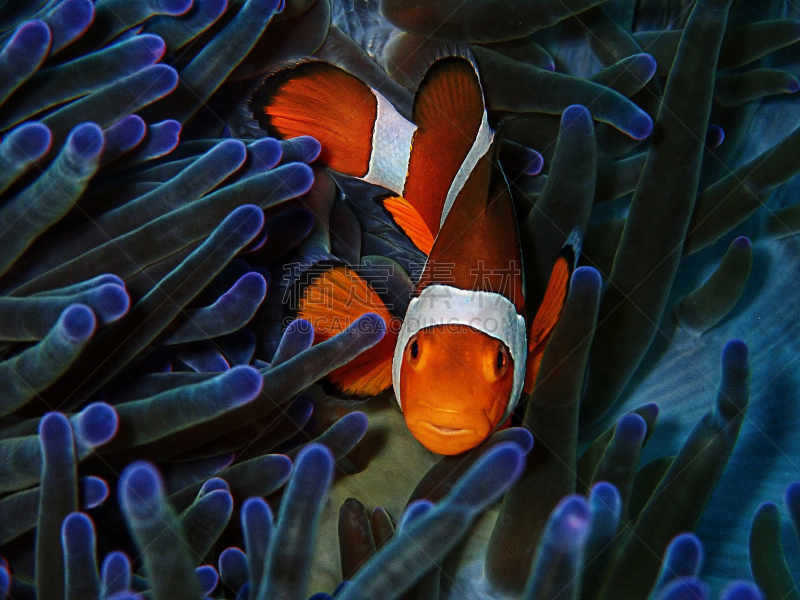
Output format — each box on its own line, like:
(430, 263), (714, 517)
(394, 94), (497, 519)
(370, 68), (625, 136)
(249, 60), (377, 178)
(523, 228), (581, 394)
(293, 263), (398, 398)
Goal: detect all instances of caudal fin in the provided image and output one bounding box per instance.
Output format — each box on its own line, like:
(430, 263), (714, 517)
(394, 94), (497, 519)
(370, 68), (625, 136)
(249, 60), (377, 178)
(523, 228), (581, 394)
(293, 263), (398, 398)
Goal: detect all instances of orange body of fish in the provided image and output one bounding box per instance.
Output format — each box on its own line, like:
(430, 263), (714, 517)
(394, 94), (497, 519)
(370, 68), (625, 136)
(249, 50), (577, 455)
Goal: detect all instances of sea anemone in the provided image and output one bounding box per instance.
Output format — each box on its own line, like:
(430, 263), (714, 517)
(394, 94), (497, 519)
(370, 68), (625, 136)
(0, 0), (798, 598)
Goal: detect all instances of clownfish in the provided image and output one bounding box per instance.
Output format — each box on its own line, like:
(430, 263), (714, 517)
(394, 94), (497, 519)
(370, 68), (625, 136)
(249, 51), (578, 455)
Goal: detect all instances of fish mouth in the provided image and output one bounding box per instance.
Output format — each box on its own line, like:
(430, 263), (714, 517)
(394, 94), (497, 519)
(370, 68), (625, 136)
(420, 422), (475, 436)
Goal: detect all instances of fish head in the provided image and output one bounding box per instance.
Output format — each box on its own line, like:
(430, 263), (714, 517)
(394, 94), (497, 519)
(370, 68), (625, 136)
(399, 324), (515, 455)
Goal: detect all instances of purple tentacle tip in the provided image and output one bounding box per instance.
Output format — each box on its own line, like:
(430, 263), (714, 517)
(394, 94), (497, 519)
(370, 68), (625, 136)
(254, 0), (285, 17)
(641, 53), (657, 80)
(68, 123), (104, 160)
(731, 236), (751, 251)
(40, 411), (73, 448)
(563, 104), (592, 127)
(217, 138), (247, 165)
(0, 566), (8, 598)
(282, 162), (315, 195)
(589, 481), (622, 514)
(82, 476), (110, 508)
(352, 312), (387, 340)
(662, 532), (703, 576)
(552, 494), (592, 539)
(50, 0), (94, 50)
(146, 64), (180, 95)
(138, 120), (182, 159)
(60, 304), (96, 342)
(285, 317), (314, 341)
(9, 20), (51, 57)
(502, 426), (534, 454)
(248, 137), (283, 172)
(58, 0), (95, 30)
(120, 461), (163, 521)
(224, 365), (264, 407)
(450, 442), (526, 509)
(158, 0), (194, 16)
(9, 122), (52, 161)
(75, 402), (119, 447)
(302, 136), (322, 162)
(524, 148), (544, 175)
(137, 33), (167, 64)
(242, 495), (273, 527)
(93, 283), (131, 323)
(786, 481), (800, 511)
(706, 124), (725, 149)
(722, 339), (748, 369)
(338, 411), (369, 439)
(615, 413), (647, 445)
(295, 443), (335, 481)
(655, 579), (708, 600)
(230, 271), (268, 303)
(102, 551), (131, 595)
(719, 582), (764, 600)
(200, 476), (231, 496)
(399, 499), (435, 529)
(572, 266), (602, 291)
(62, 512), (95, 549)
(196, 564), (219, 595)
(105, 116), (147, 155)
(228, 204), (266, 242)
(105, 592), (145, 600)
(630, 111), (654, 140)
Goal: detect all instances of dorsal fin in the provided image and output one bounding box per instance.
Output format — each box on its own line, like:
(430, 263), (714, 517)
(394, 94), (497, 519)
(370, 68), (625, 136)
(403, 53), (490, 238)
(249, 59), (377, 177)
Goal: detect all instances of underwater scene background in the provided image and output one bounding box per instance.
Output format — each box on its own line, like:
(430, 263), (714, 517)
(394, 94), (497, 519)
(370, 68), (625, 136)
(0, 0), (798, 598)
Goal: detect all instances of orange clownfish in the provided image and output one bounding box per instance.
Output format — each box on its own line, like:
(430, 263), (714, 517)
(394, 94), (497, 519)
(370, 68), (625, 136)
(250, 51), (578, 455)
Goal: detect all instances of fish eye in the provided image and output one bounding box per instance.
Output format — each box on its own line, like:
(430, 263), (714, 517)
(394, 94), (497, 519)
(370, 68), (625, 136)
(407, 336), (421, 365)
(484, 342), (510, 383)
(496, 347), (506, 371)
(404, 334), (428, 371)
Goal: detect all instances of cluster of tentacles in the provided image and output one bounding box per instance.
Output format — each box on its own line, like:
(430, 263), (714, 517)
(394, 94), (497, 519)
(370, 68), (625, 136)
(0, 0), (799, 598)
